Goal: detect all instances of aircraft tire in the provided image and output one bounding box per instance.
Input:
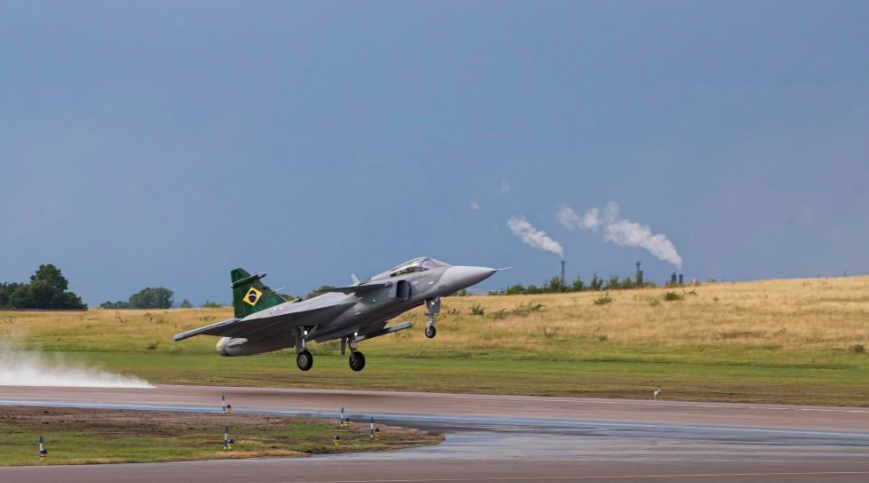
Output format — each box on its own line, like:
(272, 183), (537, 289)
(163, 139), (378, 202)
(349, 351), (366, 372)
(425, 325), (437, 339)
(297, 350), (313, 371)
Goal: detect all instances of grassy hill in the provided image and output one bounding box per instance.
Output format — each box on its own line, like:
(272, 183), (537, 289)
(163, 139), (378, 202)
(4, 276), (869, 406)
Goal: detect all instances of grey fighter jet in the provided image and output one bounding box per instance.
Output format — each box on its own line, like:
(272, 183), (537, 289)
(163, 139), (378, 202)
(174, 258), (501, 371)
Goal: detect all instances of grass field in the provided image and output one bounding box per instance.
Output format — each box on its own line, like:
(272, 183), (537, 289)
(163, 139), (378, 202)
(3, 275), (869, 406)
(0, 407), (440, 466)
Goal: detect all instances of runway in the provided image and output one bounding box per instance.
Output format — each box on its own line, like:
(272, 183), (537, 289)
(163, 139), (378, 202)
(2, 384), (869, 482)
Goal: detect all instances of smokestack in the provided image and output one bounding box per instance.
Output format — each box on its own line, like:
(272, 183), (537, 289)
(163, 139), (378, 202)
(561, 259), (566, 289)
(678, 273), (684, 285)
(671, 272), (677, 284)
(635, 261), (643, 285)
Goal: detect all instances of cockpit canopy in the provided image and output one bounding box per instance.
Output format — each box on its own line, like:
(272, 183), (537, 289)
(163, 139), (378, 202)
(371, 257), (451, 280)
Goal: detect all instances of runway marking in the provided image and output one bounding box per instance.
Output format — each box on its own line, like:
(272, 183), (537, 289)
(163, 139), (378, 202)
(243, 470), (869, 482)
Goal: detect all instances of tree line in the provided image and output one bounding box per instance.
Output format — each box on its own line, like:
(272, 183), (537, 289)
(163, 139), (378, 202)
(100, 287), (177, 309)
(494, 273), (661, 295)
(0, 264), (86, 309)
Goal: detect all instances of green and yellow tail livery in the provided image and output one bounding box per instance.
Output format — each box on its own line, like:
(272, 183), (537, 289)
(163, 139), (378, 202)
(230, 268), (286, 318)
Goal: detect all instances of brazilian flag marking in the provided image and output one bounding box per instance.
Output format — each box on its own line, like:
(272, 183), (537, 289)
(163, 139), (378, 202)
(244, 287), (263, 306)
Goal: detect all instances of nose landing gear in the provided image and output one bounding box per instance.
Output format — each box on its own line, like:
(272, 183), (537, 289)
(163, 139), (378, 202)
(424, 297), (440, 339)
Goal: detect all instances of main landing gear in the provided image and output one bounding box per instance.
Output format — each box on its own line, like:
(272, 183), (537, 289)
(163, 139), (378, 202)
(345, 336), (366, 372)
(296, 327), (313, 371)
(424, 297), (440, 339)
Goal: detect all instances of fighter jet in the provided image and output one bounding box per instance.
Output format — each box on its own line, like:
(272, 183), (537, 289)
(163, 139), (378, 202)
(174, 257), (502, 371)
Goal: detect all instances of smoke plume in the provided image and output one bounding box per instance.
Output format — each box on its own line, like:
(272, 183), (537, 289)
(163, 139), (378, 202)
(0, 345), (153, 388)
(557, 202), (682, 269)
(557, 205), (601, 231)
(507, 216), (564, 258)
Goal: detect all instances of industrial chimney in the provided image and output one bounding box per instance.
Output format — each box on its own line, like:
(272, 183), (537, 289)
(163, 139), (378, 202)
(635, 261), (643, 285)
(561, 260), (566, 289)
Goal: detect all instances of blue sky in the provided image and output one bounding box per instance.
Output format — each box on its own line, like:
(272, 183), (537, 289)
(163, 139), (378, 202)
(1, 1), (867, 306)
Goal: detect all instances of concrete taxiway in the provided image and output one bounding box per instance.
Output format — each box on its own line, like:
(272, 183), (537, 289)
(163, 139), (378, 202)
(2, 384), (869, 482)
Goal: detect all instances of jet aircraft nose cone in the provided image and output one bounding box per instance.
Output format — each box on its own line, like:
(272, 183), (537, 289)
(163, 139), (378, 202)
(445, 266), (498, 292)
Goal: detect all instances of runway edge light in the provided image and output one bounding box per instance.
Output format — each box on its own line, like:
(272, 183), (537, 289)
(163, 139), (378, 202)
(38, 435), (47, 461)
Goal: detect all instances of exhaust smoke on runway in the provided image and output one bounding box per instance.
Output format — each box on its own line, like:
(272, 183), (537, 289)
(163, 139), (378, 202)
(0, 345), (153, 388)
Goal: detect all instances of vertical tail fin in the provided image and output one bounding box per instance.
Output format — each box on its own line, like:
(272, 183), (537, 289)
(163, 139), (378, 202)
(230, 268), (286, 319)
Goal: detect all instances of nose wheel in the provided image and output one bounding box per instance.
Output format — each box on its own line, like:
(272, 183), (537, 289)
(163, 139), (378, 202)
(296, 350), (313, 371)
(349, 351), (366, 372)
(425, 324), (437, 339)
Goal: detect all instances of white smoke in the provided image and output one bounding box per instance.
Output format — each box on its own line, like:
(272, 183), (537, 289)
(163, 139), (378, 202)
(0, 345), (153, 388)
(556, 205), (580, 230)
(557, 205), (601, 231)
(558, 202), (682, 269)
(603, 220), (683, 269)
(507, 216), (564, 258)
(470, 201), (480, 210)
(582, 207), (602, 231)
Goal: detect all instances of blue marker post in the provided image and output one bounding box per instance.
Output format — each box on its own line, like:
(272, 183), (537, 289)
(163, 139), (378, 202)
(38, 435), (47, 461)
(223, 425), (229, 451)
(222, 395), (226, 413)
(340, 407), (344, 427)
(369, 417), (374, 439)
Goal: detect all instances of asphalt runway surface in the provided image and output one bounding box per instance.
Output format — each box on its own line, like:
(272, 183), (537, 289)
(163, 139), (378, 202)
(2, 384), (869, 483)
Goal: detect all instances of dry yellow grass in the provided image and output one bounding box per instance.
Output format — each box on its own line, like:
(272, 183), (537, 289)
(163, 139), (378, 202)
(3, 275), (868, 356)
(426, 275), (869, 354)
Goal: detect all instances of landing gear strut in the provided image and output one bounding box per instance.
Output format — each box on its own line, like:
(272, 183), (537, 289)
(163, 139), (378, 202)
(296, 327), (313, 371)
(424, 297), (440, 339)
